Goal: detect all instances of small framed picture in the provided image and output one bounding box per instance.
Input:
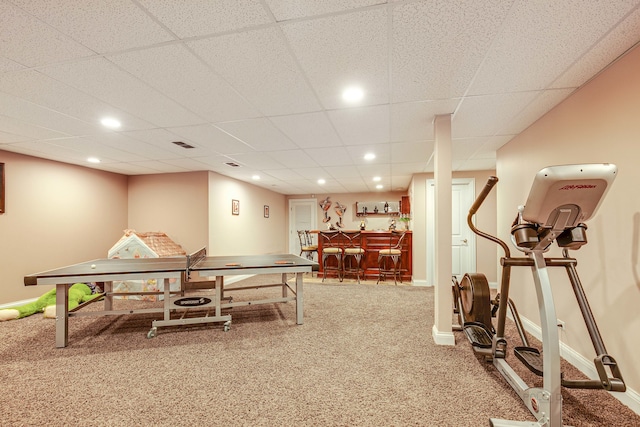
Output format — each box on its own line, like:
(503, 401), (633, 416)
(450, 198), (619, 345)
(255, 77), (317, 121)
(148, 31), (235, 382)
(232, 199), (239, 215)
(264, 205), (269, 218)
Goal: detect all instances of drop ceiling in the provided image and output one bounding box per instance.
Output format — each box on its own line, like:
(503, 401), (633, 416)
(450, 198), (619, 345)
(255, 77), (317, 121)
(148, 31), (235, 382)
(1, 0), (639, 195)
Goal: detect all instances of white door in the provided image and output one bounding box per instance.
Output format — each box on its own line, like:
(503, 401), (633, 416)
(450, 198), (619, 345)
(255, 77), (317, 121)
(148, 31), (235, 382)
(289, 199), (318, 257)
(426, 179), (476, 285)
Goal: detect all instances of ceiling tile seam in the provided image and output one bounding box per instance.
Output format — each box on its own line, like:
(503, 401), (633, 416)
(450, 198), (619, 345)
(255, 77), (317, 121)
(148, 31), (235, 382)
(451, 0), (519, 120)
(265, 1), (389, 25)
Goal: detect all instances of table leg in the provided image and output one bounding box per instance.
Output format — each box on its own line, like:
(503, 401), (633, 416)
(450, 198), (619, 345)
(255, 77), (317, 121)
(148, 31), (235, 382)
(295, 272), (303, 325)
(216, 276), (223, 317)
(55, 283), (68, 348)
(281, 272), (288, 298)
(103, 281), (113, 311)
(163, 278), (171, 321)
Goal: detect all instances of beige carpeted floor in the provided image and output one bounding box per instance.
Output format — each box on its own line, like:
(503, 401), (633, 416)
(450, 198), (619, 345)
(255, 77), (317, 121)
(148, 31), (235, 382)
(0, 274), (637, 426)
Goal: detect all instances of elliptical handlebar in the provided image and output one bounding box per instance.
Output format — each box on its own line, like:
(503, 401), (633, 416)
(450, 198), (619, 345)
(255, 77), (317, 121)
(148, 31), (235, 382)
(467, 176), (511, 258)
(470, 176), (498, 215)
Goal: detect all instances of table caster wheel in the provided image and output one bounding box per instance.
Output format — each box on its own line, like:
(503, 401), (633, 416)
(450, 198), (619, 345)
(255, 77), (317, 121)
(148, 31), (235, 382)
(147, 327), (157, 339)
(223, 321), (231, 332)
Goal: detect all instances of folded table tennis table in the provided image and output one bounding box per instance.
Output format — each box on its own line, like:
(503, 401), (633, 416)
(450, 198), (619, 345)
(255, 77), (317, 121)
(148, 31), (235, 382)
(24, 250), (318, 348)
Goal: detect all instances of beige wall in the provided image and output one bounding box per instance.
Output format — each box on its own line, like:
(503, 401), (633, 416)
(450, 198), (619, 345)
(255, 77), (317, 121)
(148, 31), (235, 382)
(288, 191), (407, 232)
(410, 170), (498, 285)
(128, 171), (209, 253)
(208, 172), (286, 256)
(498, 44), (640, 398)
(0, 151), (128, 304)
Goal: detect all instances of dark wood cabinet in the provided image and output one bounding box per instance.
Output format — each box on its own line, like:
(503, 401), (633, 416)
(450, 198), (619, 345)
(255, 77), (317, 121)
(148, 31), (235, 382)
(316, 230), (412, 282)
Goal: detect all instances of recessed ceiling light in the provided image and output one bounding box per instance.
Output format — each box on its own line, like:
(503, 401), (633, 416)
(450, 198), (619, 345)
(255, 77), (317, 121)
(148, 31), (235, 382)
(87, 157), (101, 164)
(342, 86), (364, 103)
(376, 184), (383, 189)
(373, 176), (381, 182)
(100, 117), (121, 129)
(364, 152), (376, 161)
(252, 175), (260, 180)
(317, 179), (326, 185)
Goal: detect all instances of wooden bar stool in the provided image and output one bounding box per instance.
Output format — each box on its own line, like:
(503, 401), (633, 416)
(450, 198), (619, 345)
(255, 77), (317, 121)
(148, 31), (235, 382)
(319, 230), (343, 282)
(377, 231), (408, 285)
(297, 230), (318, 261)
(342, 231), (365, 283)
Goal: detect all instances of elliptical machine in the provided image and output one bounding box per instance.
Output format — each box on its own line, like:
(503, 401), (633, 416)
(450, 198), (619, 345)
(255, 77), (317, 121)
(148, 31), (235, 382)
(452, 163), (626, 427)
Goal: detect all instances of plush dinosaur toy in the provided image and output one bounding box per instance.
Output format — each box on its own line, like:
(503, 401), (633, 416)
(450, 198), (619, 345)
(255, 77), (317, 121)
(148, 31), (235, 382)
(0, 283), (99, 321)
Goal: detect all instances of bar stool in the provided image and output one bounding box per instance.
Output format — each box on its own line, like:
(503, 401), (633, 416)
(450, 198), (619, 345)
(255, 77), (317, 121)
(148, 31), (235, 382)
(342, 231), (365, 283)
(319, 230), (343, 282)
(297, 230), (317, 261)
(377, 231), (408, 285)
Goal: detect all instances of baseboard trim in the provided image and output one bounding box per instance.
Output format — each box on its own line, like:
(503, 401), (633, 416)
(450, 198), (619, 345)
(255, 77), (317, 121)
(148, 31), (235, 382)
(519, 315), (640, 415)
(432, 325), (456, 346)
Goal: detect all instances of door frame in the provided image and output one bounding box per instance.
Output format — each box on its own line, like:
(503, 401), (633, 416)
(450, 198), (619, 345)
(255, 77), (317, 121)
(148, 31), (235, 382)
(426, 178), (476, 286)
(288, 198), (318, 255)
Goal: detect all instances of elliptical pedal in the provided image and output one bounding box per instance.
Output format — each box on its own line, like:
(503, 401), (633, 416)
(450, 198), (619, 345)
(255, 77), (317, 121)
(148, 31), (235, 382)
(463, 322), (493, 349)
(514, 346), (544, 377)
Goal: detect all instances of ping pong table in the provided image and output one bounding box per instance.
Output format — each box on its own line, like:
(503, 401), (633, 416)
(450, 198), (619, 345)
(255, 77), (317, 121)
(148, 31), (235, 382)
(24, 249), (318, 348)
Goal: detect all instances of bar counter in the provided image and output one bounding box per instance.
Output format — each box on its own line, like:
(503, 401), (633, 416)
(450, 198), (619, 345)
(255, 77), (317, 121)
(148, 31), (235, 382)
(315, 230), (412, 282)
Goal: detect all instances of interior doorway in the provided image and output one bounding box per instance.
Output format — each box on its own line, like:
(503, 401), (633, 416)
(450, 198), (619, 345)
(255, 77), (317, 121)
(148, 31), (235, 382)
(426, 178), (476, 286)
(288, 199), (318, 258)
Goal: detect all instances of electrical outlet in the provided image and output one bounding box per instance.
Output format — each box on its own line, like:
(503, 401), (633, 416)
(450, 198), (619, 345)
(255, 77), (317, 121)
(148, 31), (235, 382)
(557, 319), (565, 329)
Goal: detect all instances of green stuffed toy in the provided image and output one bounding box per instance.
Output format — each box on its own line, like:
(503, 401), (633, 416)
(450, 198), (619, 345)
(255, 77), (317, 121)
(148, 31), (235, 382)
(0, 283), (100, 321)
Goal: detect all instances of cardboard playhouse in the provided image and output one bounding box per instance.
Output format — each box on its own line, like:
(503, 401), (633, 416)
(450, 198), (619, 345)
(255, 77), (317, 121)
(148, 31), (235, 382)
(108, 230), (186, 301)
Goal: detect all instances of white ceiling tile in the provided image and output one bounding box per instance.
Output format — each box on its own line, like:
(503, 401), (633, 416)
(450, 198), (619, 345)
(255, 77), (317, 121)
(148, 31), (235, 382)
(39, 58), (204, 127)
(392, 0), (513, 102)
(324, 165), (364, 179)
(457, 158), (497, 172)
(452, 91), (540, 138)
(328, 104), (389, 145)
(11, 0), (174, 53)
(266, 149), (319, 168)
(270, 112), (342, 149)
(188, 27), (321, 116)
(265, 0), (386, 21)
(263, 168), (305, 181)
(139, 0), (271, 39)
(0, 115), (69, 140)
(0, 1), (94, 67)
(498, 88), (575, 135)
(108, 44), (260, 123)
(291, 166), (327, 180)
(281, 7), (389, 109)
(391, 100), (459, 142)
(47, 136), (149, 163)
(0, 57), (26, 73)
(0, 92), (104, 136)
(552, 7), (640, 89)
(0, 131), (30, 144)
(302, 146), (353, 167)
(226, 151), (286, 170)
(0, 70), (154, 131)
(390, 140), (432, 164)
(215, 118), (297, 151)
(467, 1), (639, 95)
(165, 124), (254, 155)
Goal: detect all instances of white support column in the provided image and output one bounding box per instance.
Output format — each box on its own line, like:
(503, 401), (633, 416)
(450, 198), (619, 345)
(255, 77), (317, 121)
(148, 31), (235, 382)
(432, 114), (455, 345)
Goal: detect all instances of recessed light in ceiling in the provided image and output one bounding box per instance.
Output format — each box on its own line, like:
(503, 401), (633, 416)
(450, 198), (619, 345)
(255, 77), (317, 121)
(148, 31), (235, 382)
(252, 175), (260, 180)
(376, 184), (383, 189)
(373, 176), (381, 182)
(364, 152), (376, 161)
(100, 117), (121, 129)
(342, 86), (364, 103)
(317, 178), (326, 185)
(87, 157), (101, 164)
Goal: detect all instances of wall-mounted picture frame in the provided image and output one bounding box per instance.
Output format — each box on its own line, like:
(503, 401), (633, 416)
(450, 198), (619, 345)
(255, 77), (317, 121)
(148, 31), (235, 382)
(0, 162), (5, 214)
(232, 199), (239, 215)
(264, 205), (269, 218)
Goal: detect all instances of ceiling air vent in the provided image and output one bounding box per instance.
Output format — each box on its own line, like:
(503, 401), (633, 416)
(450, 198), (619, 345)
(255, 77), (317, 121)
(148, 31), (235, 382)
(171, 141), (195, 149)
(225, 162), (241, 167)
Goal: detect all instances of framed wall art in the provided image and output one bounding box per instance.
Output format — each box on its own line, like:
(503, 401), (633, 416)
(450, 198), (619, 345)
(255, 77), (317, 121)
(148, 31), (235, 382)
(232, 199), (239, 215)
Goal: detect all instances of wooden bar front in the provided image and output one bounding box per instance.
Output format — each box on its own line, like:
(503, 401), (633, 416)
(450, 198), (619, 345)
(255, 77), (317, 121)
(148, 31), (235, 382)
(315, 230), (412, 282)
